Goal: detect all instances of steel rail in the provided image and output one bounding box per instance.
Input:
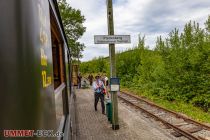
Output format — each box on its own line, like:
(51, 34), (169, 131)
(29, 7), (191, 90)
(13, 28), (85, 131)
(120, 91), (210, 131)
(118, 94), (206, 140)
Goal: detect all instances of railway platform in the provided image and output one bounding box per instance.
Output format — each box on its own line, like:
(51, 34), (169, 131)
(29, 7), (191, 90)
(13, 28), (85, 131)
(74, 88), (175, 140)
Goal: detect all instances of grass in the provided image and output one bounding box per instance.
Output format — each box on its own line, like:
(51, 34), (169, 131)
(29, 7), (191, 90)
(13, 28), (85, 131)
(122, 87), (210, 124)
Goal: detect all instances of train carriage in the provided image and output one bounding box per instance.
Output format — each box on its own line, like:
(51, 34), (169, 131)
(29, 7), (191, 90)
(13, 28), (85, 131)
(0, 0), (74, 139)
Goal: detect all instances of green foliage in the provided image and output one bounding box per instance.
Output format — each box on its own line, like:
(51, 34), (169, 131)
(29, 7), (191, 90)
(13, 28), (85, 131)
(80, 56), (109, 75)
(58, 0), (86, 60)
(205, 15), (210, 33)
(125, 87), (210, 123)
(81, 17), (210, 112)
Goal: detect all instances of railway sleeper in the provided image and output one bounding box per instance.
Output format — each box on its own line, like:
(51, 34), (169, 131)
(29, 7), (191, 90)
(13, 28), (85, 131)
(198, 136), (210, 140)
(174, 122), (190, 127)
(154, 112), (166, 116)
(171, 126), (202, 137)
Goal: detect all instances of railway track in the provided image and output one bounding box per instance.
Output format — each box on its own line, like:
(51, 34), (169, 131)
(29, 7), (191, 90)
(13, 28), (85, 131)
(118, 91), (210, 140)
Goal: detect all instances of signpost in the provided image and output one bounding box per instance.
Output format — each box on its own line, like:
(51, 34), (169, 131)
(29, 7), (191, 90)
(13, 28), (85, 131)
(94, 35), (131, 44)
(94, 0), (131, 130)
(110, 78), (120, 92)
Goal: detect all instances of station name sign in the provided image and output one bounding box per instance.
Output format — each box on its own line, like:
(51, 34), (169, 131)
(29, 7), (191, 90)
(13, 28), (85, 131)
(94, 35), (131, 44)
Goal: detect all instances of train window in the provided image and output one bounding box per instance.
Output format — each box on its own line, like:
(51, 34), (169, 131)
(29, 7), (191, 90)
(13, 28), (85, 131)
(50, 10), (67, 129)
(52, 39), (61, 89)
(51, 21), (65, 89)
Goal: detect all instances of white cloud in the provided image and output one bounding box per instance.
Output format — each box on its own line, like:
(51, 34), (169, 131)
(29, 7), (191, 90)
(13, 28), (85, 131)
(67, 0), (210, 61)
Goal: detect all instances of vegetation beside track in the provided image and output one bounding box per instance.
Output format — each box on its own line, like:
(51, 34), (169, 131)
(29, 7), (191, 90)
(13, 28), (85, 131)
(80, 16), (210, 123)
(122, 87), (210, 123)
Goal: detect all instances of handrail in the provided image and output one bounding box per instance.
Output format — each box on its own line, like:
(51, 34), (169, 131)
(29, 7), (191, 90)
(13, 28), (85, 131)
(55, 83), (66, 99)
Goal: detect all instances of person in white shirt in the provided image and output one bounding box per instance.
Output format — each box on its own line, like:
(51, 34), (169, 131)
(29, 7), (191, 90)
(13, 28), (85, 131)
(103, 75), (109, 98)
(92, 75), (105, 114)
(104, 76), (108, 86)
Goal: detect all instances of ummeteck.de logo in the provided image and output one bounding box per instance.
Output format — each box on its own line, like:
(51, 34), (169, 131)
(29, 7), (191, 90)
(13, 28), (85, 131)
(3, 130), (64, 138)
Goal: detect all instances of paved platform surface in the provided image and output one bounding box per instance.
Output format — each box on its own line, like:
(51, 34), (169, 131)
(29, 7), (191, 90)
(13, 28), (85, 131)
(75, 88), (176, 140)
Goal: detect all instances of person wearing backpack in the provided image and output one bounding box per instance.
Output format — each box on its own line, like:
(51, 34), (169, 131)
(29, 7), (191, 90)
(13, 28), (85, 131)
(93, 75), (105, 114)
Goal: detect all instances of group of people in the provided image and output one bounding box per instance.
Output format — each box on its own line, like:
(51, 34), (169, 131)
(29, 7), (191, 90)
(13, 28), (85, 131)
(77, 73), (109, 115)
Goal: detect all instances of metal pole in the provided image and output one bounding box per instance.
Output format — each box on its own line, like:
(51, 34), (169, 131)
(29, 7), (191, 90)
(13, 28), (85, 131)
(107, 0), (119, 130)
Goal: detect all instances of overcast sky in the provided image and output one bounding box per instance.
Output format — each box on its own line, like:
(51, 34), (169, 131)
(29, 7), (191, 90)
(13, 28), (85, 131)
(67, 0), (210, 62)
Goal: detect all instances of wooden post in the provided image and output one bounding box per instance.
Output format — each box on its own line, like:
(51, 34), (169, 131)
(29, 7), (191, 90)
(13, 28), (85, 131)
(107, 0), (119, 130)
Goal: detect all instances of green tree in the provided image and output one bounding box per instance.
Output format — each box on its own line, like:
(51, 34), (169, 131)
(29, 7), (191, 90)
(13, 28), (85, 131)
(58, 0), (86, 61)
(205, 15), (210, 42)
(205, 15), (210, 32)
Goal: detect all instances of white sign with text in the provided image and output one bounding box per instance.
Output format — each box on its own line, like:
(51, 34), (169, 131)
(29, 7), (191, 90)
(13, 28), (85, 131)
(94, 35), (131, 44)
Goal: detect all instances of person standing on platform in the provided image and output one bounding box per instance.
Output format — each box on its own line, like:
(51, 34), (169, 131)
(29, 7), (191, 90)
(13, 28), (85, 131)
(104, 75), (109, 98)
(92, 75), (105, 114)
(78, 73), (82, 89)
(104, 75), (108, 87)
(88, 74), (93, 86)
